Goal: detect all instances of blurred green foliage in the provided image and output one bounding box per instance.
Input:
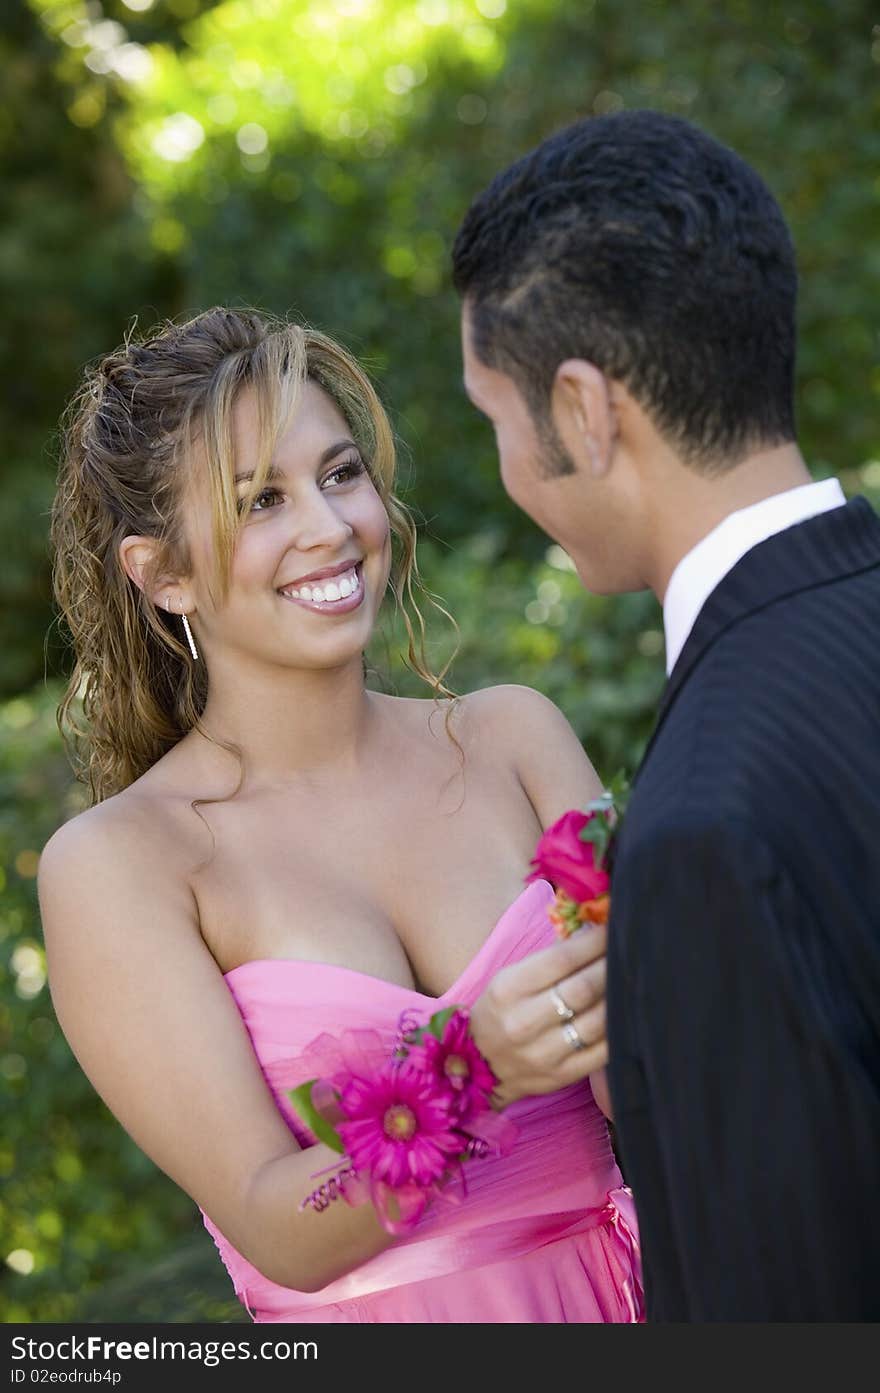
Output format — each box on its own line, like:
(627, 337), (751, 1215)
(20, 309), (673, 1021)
(0, 683), (247, 1321)
(2, 0), (878, 1322)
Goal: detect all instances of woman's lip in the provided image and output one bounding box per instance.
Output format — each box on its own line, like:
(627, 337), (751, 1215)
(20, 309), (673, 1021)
(278, 562), (365, 614)
(278, 557), (363, 589)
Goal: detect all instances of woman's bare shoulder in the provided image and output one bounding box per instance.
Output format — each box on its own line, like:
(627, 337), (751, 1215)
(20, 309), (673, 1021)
(38, 764), (204, 933)
(369, 684), (577, 760)
(455, 682), (561, 721)
(449, 683), (577, 747)
(44, 773), (177, 856)
(455, 684), (603, 821)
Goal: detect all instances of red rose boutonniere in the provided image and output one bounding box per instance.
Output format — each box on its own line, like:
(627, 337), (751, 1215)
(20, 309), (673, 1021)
(526, 771), (631, 938)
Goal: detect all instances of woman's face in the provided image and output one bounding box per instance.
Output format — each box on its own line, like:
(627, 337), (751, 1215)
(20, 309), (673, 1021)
(183, 380), (392, 673)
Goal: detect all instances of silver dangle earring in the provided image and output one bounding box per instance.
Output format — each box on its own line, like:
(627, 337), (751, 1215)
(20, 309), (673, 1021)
(165, 595), (199, 662)
(180, 605), (199, 663)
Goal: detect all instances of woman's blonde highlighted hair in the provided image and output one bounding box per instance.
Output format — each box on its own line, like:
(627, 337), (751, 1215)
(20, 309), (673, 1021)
(51, 307), (454, 804)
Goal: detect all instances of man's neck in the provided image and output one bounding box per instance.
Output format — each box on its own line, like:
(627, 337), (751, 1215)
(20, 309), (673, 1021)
(649, 443), (813, 602)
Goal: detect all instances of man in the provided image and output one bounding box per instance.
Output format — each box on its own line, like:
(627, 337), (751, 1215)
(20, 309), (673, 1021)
(452, 109), (880, 1320)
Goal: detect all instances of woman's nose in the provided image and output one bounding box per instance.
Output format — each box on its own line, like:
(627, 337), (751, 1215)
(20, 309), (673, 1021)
(291, 486), (353, 551)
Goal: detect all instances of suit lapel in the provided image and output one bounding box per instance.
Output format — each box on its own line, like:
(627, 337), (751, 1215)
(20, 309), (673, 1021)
(633, 495), (880, 784)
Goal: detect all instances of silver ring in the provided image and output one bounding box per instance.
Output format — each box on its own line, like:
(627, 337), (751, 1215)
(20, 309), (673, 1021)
(549, 985), (575, 1023)
(562, 1021), (585, 1051)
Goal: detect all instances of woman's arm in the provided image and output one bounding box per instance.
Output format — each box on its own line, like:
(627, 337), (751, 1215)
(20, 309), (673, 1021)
(38, 804), (395, 1293)
(483, 684), (605, 826)
(467, 685), (614, 1119)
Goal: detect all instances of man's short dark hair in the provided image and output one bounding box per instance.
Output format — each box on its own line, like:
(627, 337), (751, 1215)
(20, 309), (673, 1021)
(452, 110), (797, 472)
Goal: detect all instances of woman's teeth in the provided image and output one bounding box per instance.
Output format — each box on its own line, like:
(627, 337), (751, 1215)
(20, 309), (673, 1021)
(282, 566), (359, 604)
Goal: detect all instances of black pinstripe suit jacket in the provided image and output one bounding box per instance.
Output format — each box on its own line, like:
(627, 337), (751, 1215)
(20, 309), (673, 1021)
(606, 495), (880, 1321)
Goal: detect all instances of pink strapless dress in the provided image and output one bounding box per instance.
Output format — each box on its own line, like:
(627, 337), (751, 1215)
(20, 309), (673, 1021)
(202, 880), (643, 1323)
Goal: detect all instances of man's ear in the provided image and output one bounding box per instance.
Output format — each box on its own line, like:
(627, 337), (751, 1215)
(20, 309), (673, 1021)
(550, 360), (617, 477)
(118, 535), (191, 613)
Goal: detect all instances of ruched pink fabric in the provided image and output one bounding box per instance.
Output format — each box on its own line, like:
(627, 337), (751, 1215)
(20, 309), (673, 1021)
(201, 880), (643, 1322)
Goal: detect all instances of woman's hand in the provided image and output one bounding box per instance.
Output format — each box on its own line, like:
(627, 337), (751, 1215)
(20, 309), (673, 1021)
(469, 923), (608, 1108)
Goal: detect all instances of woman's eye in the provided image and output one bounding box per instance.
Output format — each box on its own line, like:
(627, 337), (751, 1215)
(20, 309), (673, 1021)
(237, 460), (364, 513)
(323, 457), (365, 488)
(240, 487), (284, 514)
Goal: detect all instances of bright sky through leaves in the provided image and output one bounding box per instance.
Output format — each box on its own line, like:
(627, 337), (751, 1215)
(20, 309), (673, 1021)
(31, 0), (533, 195)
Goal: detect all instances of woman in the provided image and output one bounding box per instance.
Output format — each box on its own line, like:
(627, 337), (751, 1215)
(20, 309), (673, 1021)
(38, 307), (641, 1323)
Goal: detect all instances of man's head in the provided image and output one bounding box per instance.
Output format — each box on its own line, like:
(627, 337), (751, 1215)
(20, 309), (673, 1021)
(454, 110), (799, 592)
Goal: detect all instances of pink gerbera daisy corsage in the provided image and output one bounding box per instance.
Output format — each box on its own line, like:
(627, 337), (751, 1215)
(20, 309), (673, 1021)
(407, 1009), (497, 1124)
(290, 1007), (519, 1233)
(337, 1061), (462, 1190)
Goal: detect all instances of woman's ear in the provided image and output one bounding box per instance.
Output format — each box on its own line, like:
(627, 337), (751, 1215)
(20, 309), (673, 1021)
(118, 535), (190, 613)
(550, 360), (617, 477)
(118, 535), (159, 596)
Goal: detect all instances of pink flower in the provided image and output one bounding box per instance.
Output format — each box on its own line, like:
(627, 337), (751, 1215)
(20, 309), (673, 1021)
(337, 1062), (463, 1189)
(526, 809), (610, 904)
(295, 1028), (390, 1094)
(407, 1010), (497, 1124)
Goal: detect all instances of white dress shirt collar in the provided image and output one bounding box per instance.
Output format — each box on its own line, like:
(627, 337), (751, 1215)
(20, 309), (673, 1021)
(662, 478), (847, 676)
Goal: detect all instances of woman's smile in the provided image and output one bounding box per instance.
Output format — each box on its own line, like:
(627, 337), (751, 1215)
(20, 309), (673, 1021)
(277, 560), (365, 614)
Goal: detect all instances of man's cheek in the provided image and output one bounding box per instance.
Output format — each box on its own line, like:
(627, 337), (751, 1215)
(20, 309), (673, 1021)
(501, 451), (528, 501)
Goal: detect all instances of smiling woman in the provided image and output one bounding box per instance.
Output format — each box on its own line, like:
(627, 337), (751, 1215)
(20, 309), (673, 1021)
(37, 306), (640, 1323)
(51, 309), (445, 802)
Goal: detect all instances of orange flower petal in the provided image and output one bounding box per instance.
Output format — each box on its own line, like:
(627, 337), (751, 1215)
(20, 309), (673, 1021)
(579, 894), (610, 925)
